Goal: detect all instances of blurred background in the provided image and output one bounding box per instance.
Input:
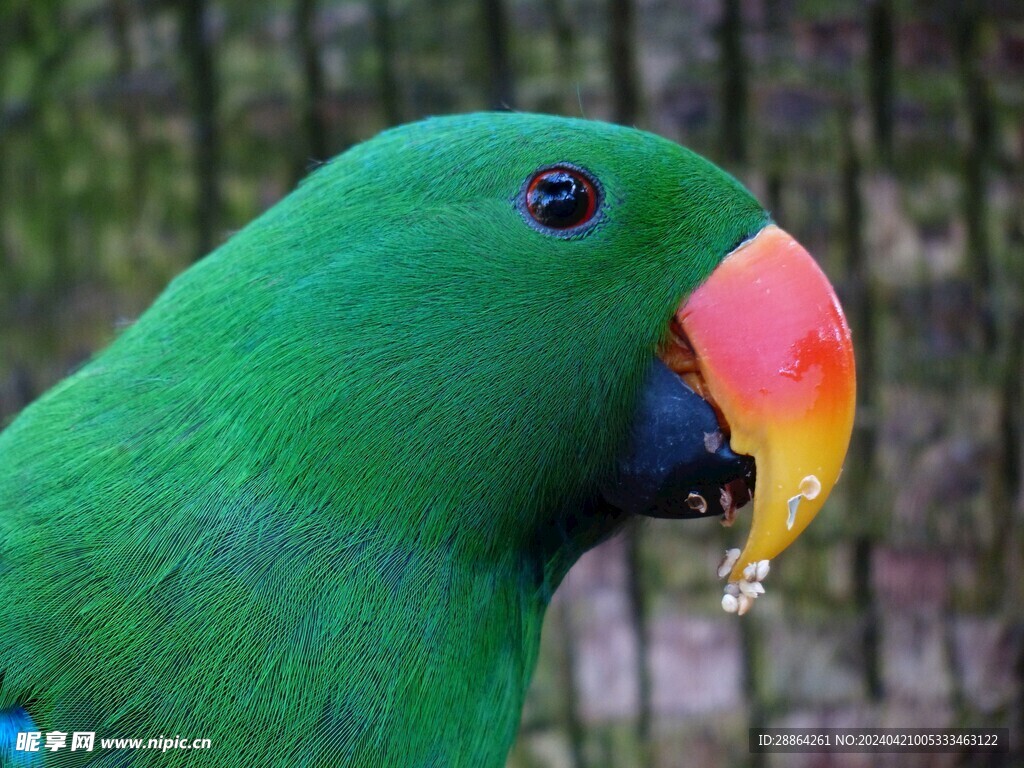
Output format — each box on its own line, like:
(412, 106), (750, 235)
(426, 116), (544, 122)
(1, 1), (1023, 766)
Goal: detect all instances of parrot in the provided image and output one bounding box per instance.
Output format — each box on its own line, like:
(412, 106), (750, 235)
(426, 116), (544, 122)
(0, 112), (855, 766)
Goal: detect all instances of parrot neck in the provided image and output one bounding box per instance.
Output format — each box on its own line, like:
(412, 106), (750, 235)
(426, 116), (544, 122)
(315, 498), (626, 766)
(318, 536), (550, 766)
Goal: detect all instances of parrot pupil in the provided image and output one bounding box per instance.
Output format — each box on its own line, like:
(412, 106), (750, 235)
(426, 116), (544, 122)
(524, 167), (598, 232)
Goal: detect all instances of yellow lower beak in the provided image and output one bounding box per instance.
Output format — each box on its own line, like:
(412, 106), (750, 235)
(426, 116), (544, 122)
(677, 225), (856, 583)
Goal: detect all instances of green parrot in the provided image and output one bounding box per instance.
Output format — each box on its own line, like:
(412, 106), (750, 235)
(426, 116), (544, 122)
(0, 113), (855, 766)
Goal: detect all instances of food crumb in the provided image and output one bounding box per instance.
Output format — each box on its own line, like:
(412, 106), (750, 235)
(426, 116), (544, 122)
(686, 492), (708, 514)
(717, 548), (741, 579)
(719, 556), (771, 615)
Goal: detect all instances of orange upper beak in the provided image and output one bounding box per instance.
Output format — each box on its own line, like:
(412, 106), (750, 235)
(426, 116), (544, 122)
(677, 225), (856, 582)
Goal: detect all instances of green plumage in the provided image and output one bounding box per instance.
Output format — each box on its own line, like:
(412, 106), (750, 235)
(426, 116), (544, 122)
(0, 113), (765, 766)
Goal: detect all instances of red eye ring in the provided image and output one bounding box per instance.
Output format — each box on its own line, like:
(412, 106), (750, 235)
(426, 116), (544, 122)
(523, 165), (600, 233)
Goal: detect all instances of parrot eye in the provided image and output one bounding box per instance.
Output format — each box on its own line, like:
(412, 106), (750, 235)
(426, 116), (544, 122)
(522, 165), (600, 234)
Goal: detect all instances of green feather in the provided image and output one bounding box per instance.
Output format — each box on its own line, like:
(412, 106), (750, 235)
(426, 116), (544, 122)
(0, 113), (766, 766)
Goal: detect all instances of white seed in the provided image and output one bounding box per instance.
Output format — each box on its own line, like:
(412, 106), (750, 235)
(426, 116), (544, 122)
(720, 503), (737, 527)
(686, 492), (708, 515)
(724, 583), (740, 597)
(720, 484), (733, 515)
(756, 559), (771, 581)
(799, 474), (822, 500)
(737, 580), (765, 598)
(787, 475), (823, 530)
(722, 593), (739, 613)
(787, 494), (801, 530)
(737, 594), (753, 615)
(704, 431), (723, 453)
(743, 561), (758, 581)
(738, 580), (760, 598)
(717, 548), (741, 579)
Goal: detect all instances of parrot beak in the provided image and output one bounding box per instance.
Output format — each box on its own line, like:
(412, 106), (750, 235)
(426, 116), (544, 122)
(598, 358), (756, 521)
(670, 225), (856, 582)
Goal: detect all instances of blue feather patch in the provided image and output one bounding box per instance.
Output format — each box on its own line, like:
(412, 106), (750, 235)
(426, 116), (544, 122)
(0, 707), (42, 767)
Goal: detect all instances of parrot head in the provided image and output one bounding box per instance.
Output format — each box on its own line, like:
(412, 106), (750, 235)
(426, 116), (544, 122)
(144, 111), (856, 595)
(229, 112), (854, 591)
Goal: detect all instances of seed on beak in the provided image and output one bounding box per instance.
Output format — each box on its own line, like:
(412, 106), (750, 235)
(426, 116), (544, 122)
(717, 548), (742, 579)
(736, 594), (753, 616)
(686, 492), (708, 514)
(755, 559), (770, 581)
(786, 474), (822, 531)
(703, 431), (723, 453)
(720, 494), (737, 527)
(720, 485), (734, 521)
(738, 580), (765, 598)
(800, 475), (822, 499)
(719, 556), (772, 615)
